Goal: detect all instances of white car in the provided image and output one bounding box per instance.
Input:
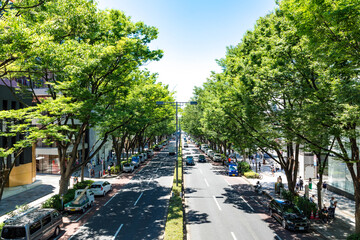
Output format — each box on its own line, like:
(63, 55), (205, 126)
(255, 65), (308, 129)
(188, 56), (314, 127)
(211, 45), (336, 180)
(90, 181), (112, 196)
(213, 153), (222, 162)
(184, 143), (188, 148)
(123, 163), (134, 172)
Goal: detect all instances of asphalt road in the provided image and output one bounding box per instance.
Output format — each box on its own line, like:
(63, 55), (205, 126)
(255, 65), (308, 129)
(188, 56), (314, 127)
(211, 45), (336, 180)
(67, 142), (176, 240)
(184, 143), (323, 240)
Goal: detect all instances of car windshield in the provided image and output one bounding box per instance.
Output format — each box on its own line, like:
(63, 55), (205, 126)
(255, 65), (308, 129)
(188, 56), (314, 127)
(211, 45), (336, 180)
(229, 165), (237, 171)
(282, 204), (302, 215)
(1, 226), (26, 238)
(91, 185), (101, 188)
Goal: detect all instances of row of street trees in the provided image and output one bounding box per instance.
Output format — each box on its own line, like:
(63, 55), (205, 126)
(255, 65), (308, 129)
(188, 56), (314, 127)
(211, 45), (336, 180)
(182, 0), (360, 234)
(0, 0), (175, 198)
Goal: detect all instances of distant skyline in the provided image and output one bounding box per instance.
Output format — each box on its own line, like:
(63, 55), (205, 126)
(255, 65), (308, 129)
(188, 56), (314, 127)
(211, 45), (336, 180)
(97, 0), (277, 101)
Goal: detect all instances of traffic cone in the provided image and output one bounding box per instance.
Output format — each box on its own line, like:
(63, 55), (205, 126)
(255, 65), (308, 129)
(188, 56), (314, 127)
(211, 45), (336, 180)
(310, 210), (314, 219)
(315, 210), (320, 220)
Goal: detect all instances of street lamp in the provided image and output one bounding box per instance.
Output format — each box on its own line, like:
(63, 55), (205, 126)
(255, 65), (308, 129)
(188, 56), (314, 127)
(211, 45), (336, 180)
(156, 101), (198, 186)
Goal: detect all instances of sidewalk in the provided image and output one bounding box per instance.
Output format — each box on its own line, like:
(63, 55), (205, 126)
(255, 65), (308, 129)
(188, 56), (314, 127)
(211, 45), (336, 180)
(246, 161), (355, 239)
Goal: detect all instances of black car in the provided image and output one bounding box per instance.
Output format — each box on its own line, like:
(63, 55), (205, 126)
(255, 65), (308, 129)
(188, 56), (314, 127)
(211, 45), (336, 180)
(154, 146), (160, 151)
(198, 154), (206, 162)
(269, 199), (310, 231)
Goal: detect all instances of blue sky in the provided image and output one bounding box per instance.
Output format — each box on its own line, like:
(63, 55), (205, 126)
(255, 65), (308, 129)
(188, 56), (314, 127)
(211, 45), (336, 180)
(97, 0), (277, 101)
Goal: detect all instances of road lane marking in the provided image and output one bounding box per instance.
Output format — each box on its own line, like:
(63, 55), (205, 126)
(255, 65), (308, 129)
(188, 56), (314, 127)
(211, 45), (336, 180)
(213, 196), (222, 211)
(68, 226), (86, 240)
(240, 196), (254, 211)
(231, 232), (238, 240)
(275, 235), (283, 240)
(112, 223), (124, 240)
(134, 192), (143, 206)
(224, 178), (231, 186)
(204, 178), (209, 187)
(104, 192), (119, 207)
(250, 196), (260, 206)
(74, 207), (92, 222)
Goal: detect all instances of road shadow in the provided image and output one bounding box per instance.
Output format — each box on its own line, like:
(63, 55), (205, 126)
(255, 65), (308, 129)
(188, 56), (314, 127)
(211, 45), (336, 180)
(186, 209), (210, 225)
(0, 184), (56, 216)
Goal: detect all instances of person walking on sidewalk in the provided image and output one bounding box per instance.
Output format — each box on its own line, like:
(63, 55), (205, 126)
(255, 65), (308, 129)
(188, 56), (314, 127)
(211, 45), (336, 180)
(299, 176), (304, 191)
(309, 178), (312, 190)
(322, 181), (327, 193)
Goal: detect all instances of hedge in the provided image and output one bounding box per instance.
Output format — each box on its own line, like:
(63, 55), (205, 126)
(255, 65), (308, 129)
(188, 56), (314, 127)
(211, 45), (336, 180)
(243, 171), (259, 178)
(281, 189), (317, 218)
(238, 161), (251, 174)
(347, 233), (360, 240)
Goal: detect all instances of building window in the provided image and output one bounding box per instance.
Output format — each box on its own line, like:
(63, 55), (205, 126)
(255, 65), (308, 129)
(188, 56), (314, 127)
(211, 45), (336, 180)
(2, 100), (8, 110)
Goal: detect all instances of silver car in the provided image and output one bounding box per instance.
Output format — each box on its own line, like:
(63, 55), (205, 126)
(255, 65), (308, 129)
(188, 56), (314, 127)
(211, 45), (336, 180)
(90, 181), (112, 196)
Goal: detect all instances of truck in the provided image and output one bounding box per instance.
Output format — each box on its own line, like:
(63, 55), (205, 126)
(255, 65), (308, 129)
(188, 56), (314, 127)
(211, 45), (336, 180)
(64, 187), (95, 213)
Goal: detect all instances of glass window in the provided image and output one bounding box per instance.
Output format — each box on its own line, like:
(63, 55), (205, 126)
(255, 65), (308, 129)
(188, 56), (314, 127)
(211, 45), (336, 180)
(42, 214), (52, 226)
(1, 226), (26, 238)
(30, 220), (41, 234)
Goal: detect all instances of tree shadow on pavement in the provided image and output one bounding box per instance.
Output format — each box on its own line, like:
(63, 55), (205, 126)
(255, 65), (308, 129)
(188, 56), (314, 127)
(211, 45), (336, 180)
(186, 209), (210, 225)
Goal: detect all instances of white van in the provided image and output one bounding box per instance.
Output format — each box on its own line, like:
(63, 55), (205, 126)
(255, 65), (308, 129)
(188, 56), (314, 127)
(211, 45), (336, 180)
(1, 208), (62, 240)
(200, 144), (208, 151)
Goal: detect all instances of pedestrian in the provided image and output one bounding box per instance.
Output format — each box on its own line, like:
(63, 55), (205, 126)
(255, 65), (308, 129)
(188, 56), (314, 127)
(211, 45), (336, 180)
(91, 168), (95, 178)
(258, 162), (261, 172)
(309, 194), (315, 203)
(73, 176), (78, 185)
(299, 176), (304, 191)
(309, 178), (312, 190)
(322, 181), (327, 193)
(275, 164), (279, 172)
(108, 165), (111, 176)
(271, 166), (275, 177)
(329, 197), (337, 219)
(321, 205), (330, 223)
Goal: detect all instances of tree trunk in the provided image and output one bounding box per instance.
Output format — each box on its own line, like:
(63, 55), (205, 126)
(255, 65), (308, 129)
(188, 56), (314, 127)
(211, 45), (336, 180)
(355, 185), (360, 233)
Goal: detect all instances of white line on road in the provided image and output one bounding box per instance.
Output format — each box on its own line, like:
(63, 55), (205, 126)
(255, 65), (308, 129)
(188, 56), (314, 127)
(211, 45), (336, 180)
(204, 178), (209, 187)
(155, 167), (159, 173)
(68, 226), (86, 240)
(231, 232), (238, 240)
(213, 196), (222, 211)
(112, 223), (124, 240)
(134, 192), (143, 206)
(240, 196), (254, 211)
(104, 192), (119, 207)
(224, 178), (231, 186)
(74, 208), (92, 222)
(275, 234), (283, 240)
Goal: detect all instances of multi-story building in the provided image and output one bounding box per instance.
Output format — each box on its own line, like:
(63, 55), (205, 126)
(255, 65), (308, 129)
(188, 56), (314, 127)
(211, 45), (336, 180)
(0, 79), (35, 187)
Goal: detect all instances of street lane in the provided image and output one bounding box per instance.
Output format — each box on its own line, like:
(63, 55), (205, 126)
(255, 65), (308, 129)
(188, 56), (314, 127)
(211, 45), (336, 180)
(68, 142), (175, 240)
(185, 143), (322, 240)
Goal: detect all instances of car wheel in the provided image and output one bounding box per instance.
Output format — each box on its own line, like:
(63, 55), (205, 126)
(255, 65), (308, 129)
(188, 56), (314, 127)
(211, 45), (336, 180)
(282, 219), (287, 229)
(54, 226), (60, 237)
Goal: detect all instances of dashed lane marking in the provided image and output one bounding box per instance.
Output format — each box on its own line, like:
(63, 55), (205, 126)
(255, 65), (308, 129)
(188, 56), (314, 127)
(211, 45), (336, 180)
(134, 192), (143, 206)
(112, 223), (124, 240)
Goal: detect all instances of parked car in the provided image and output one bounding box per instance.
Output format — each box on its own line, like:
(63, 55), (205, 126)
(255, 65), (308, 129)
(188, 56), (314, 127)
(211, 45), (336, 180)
(131, 156), (140, 168)
(200, 144), (208, 150)
(186, 156), (195, 166)
(123, 163), (134, 173)
(198, 154), (206, 162)
(154, 145), (160, 151)
(213, 153), (222, 162)
(139, 154), (146, 163)
(184, 143), (188, 148)
(228, 164), (238, 176)
(147, 149), (154, 157)
(206, 149), (213, 157)
(209, 151), (215, 159)
(169, 147), (176, 155)
(64, 188), (95, 212)
(90, 181), (112, 196)
(269, 199), (310, 231)
(1, 208), (62, 240)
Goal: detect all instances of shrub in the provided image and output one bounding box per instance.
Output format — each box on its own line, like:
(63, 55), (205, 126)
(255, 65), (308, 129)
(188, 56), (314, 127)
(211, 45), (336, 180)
(111, 165), (120, 173)
(63, 189), (76, 204)
(238, 161), (251, 174)
(0, 222), (4, 232)
(281, 189), (317, 218)
(42, 195), (62, 211)
(347, 233), (360, 240)
(243, 171), (259, 178)
(73, 180), (94, 190)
